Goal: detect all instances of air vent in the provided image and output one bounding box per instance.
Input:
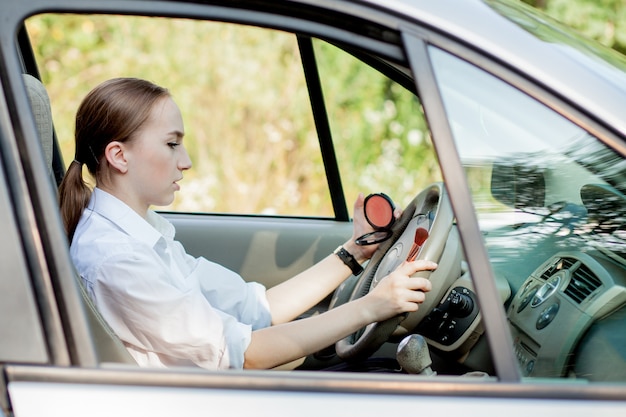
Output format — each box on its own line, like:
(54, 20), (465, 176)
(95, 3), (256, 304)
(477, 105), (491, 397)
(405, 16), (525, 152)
(540, 257), (576, 280)
(564, 263), (602, 303)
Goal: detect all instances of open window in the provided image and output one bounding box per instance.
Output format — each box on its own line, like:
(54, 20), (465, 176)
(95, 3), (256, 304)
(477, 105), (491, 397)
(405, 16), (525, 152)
(26, 14), (440, 220)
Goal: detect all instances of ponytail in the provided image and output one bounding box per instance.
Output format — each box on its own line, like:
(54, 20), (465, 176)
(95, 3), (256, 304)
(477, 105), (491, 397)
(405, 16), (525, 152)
(58, 160), (91, 242)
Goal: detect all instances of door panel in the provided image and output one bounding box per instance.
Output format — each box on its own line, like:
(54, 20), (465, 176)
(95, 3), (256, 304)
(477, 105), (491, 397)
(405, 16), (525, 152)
(11, 382), (626, 417)
(7, 366), (626, 417)
(167, 213), (352, 289)
(4, 0), (626, 408)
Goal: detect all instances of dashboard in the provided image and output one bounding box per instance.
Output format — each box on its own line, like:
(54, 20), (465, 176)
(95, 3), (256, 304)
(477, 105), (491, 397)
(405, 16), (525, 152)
(507, 251), (626, 378)
(415, 179), (626, 380)
(503, 183), (626, 379)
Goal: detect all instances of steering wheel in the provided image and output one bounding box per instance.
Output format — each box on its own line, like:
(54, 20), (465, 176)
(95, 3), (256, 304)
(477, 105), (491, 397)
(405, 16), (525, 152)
(333, 183), (457, 361)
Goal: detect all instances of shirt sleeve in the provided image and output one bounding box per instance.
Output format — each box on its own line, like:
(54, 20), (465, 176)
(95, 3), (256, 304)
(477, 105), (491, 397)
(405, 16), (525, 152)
(168, 238), (272, 329)
(188, 256), (272, 330)
(88, 249), (255, 370)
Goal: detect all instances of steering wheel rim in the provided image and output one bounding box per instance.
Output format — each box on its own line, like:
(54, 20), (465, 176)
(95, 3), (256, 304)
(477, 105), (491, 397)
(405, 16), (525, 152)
(334, 183), (455, 361)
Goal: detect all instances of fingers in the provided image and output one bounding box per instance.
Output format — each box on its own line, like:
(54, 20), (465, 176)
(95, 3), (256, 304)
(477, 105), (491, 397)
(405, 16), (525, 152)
(391, 260), (436, 305)
(397, 291), (425, 313)
(364, 259), (437, 320)
(353, 192), (365, 212)
(385, 259), (435, 293)
(349, 193), (378, 260)
(396, 260), (437, 280)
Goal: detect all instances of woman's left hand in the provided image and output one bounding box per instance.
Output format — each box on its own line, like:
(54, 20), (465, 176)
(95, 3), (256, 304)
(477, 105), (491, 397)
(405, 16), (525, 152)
(344, 193), (401, 263)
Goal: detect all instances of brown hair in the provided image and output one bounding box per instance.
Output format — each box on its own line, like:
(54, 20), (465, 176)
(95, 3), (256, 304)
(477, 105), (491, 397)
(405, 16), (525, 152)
(58, 77), (170, 241)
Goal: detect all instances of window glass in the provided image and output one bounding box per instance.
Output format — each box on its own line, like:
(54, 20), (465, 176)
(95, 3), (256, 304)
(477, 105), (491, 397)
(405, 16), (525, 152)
(26, 15), (332, 217)
(27, 15), (443, 219)
(430, 46), (626, 382)
(314, 40), (442, 209)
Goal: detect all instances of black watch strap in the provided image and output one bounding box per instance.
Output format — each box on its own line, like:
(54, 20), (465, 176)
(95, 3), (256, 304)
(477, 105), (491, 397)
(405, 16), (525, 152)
(333, 246), (364, 276)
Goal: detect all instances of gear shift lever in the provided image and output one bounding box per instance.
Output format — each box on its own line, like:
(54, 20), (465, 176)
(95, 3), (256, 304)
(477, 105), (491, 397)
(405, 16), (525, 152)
(396, 334), (436, 375)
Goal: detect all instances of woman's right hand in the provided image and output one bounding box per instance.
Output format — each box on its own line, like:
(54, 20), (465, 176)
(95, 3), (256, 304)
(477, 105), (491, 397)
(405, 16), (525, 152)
(246, 260), (436, 369)
(362, 260), (437, 323)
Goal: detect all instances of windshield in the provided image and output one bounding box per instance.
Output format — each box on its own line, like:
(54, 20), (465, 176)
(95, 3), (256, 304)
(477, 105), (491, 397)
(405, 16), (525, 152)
(430, 45), (626, 381)
(430, 45), (625, 268)
(485, 0), (626, 95)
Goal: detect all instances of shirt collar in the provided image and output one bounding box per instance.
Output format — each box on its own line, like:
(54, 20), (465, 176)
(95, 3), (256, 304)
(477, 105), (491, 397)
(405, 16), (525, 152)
(88, 188), (175, 247)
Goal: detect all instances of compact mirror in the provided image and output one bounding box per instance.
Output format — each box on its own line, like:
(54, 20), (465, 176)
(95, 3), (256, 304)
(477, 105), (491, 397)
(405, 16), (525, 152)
(364, 193), (395, 229)
(356, 193), (396, 245)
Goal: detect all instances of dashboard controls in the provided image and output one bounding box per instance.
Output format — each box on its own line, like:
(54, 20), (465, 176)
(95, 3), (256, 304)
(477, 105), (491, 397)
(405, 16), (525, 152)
(536, 302), (560, 330)
(508, 252), (614, 378)
(448, 291), (474, 317)
(513, 338), (537, 376)
(417, 287), (479, 346)
(517, 285), (538, 313)
(531, 273), (562, 308)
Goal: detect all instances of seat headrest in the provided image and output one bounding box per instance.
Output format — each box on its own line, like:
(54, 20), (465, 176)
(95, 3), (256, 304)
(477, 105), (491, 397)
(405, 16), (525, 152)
(23, 74), (53, 173)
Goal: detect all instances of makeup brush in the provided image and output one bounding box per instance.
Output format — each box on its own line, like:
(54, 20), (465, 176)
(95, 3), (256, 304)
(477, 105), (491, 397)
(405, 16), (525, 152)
(406, 227), (429, 262)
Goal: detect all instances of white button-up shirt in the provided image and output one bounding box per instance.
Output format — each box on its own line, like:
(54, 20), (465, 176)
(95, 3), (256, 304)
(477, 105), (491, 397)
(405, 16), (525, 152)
(71, 188), (272, 370)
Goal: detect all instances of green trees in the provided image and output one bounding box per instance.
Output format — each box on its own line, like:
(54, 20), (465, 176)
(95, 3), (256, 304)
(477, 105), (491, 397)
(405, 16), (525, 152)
(522, 0), (626, 54)
(26, 2), (625, 215)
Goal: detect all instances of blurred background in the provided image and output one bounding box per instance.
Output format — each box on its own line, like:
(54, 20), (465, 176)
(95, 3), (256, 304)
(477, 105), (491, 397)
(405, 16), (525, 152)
(522, 0), (626, 55)
(24, 0), (626, 216)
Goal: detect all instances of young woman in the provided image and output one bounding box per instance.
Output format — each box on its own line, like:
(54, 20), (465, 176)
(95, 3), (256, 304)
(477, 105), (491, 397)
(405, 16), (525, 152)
(59, 77), (437, 370)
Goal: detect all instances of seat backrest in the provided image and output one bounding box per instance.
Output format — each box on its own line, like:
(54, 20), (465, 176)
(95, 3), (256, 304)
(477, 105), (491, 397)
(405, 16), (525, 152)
(23, 73), (53, 174)
(76, 274), (137, 365)
(23, 73), (136, 366)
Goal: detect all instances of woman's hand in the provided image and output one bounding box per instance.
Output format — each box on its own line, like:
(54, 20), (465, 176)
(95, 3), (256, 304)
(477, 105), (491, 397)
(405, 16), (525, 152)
(361, 260), (436, 323)
(344, 193), (402, 263)
(247, 259), (436, 370)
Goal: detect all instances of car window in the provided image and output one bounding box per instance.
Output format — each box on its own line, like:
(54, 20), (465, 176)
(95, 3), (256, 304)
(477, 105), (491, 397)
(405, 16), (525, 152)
(313, 40), (441, 208)
(27, 14), (441, 219)
(429, 46), (626, 382)
(27, 15), (332, 217)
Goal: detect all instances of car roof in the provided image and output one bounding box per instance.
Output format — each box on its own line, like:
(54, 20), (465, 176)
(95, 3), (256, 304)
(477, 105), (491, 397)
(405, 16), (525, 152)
(294, 0), (626, 141)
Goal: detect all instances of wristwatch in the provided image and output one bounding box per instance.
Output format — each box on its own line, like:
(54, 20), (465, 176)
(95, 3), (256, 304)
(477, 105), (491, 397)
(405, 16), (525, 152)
(333, 246), (364, 276)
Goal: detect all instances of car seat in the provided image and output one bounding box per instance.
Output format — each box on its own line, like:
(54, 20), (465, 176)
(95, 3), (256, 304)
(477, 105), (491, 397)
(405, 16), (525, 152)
(23, 73), (136, 366)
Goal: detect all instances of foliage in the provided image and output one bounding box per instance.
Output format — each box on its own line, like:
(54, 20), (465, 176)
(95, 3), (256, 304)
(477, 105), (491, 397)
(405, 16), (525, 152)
(26, 14), (439, 216)
(28, 16), (325, 214)
(522, 0), (626, 54)
(26, 2), (625, 216)
(313, 40), (440, 208)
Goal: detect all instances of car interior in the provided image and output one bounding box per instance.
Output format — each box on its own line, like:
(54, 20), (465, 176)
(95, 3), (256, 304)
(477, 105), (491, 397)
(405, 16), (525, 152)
(12, 6), (626, 384)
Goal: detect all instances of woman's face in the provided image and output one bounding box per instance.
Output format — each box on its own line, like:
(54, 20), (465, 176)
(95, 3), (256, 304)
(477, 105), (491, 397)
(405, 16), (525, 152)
(123, 96), (192, 213)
